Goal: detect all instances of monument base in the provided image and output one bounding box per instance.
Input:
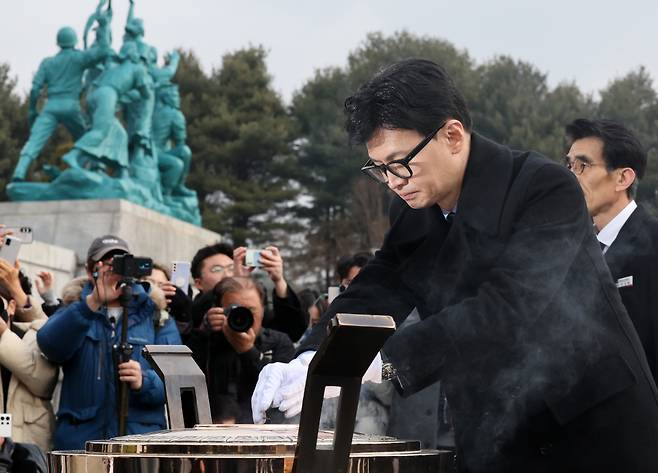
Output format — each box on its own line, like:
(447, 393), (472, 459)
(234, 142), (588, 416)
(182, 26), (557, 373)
(7, 167), (201, 225)
(0, 199), (221, 276)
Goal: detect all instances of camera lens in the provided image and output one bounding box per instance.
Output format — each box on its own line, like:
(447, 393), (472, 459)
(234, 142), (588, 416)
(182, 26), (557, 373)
(226, 304), (254, 333)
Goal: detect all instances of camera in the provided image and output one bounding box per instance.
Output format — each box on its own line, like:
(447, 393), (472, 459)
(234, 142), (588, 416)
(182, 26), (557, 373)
(225, 304), (254, 333)
(112, 254), (153, 278)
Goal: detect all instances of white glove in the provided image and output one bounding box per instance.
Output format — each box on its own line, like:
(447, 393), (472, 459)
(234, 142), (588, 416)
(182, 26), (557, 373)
(251, 351), (384, 424)
(252, 351), (314, 423)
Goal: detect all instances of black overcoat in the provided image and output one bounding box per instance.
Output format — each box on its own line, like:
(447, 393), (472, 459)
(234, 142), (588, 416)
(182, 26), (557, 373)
(605, 205), (658, 384)
(301, 133), (658, 473)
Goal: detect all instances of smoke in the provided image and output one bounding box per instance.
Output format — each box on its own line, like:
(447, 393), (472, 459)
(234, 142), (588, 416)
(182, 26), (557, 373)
(403, 216), (624, 470)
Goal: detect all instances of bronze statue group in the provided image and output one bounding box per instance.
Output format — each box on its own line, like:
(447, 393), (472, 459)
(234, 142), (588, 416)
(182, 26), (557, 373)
(9, 0), (199, 224)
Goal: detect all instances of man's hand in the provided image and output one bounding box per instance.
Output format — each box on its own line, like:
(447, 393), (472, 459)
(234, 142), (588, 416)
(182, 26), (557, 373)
(232, 247), (255, 277)
(35, 270), (57, 304)
(260, 246), (288, 298)
(157, 281), (177, 302)
(251, 352), (315, 423)
(85, 262), (122, 311)
(251, 351), (383, 423)
(224, 326), (256, 354)
(204, 307), (226, 332)
(118, 359), (143, 391)
(0, 259), (28, 308)
(35, 271), (54, 294)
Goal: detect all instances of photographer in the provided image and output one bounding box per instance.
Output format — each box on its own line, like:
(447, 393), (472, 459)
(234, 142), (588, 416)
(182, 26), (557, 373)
(0, 263), (57, 453)
(187, 276), (295, 423)
(37, 235), (181, 450)
(190, 243), (306, 342)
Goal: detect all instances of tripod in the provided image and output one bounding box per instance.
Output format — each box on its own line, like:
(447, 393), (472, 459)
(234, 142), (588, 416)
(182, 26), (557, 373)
(113, 278), (136, 437)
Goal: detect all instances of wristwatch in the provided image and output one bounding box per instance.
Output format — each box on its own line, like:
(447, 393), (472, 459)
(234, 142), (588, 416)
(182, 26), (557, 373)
(382, 361), (398, 381)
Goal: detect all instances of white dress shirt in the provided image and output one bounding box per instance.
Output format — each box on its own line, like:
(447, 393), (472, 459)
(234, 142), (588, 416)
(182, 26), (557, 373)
(597, 200), (637, 254)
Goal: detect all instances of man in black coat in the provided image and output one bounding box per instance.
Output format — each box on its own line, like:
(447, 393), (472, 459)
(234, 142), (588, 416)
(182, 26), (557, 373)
(566, 118), (658, 382)
(252, 59), (658, 472)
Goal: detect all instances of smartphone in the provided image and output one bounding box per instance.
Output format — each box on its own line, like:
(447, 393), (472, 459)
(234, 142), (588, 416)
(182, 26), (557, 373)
(0, 236), (22, 264)
(327, 286), (340, 304)
(2, 226), (33, 244)
(245, 248), (264, 268)
(0, 413), (11, 438)
(171, 261), (191, 291)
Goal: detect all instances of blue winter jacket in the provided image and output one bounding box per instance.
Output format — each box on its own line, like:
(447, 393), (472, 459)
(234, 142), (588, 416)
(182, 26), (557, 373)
(37, 279), (182, 450)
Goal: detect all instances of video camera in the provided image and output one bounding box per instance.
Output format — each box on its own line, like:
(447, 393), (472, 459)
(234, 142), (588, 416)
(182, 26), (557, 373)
(112, 254), (153, 279)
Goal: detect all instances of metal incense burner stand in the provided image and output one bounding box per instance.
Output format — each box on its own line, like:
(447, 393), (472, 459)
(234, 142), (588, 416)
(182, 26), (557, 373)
(49, 314), (453, 473)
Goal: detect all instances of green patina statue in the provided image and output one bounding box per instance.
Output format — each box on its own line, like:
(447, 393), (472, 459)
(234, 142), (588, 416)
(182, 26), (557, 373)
(7, 0), (201, 225)
(153, 82), (194, 197)
(11, 21), (111, 181)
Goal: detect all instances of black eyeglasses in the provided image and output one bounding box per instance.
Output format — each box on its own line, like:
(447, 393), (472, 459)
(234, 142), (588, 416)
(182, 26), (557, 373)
(563, 156), (605, 176)
(361, 122), (446, 184)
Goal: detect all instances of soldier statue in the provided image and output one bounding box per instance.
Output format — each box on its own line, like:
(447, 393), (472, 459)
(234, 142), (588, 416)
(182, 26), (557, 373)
(12, 16), (112, 181)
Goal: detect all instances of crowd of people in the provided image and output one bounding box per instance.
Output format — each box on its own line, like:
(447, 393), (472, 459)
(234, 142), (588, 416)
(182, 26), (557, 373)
(2, 57), (658, 473)
(0, 228), (367, 466)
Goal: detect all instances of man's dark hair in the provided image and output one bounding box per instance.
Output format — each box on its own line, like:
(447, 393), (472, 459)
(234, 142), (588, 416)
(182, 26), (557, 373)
(566, 118), (647, 198)
(191, 242), (235, 279)
(0, 283), (11, 302)
(0, 271), (31, 301)
(344, 58), (472, 144)
(336, 251), (374, 280)
(335, 255), (353, 281)
(18, 271), (32, 296)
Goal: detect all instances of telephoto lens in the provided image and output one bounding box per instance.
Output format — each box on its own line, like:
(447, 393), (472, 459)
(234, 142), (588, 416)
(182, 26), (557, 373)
(225, 304), (254, 332)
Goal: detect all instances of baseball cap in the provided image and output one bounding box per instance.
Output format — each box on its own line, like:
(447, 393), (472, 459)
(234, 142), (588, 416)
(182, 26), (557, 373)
(87, 235), (130, 262)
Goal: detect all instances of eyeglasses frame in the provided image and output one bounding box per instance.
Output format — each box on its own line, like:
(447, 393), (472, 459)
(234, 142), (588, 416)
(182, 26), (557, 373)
(360, 122), (447, 184)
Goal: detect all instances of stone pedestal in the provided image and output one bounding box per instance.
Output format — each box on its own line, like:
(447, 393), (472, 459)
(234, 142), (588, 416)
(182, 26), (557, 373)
(0, 199), (222, 277)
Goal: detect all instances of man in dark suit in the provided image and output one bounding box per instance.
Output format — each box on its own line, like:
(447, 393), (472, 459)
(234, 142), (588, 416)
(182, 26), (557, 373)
(566, 118), (658, 382)
(252, 59), (658, 472)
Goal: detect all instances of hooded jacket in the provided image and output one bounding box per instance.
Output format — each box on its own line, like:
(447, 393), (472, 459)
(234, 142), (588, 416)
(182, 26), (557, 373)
(37, 277), (181, 450)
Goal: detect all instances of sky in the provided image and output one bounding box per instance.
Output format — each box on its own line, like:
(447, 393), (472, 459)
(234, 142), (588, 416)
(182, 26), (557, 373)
(2, 0), (658, 104)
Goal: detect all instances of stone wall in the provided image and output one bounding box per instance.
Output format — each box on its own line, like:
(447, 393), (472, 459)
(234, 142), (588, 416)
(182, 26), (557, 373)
(1, 199), (222, 295)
